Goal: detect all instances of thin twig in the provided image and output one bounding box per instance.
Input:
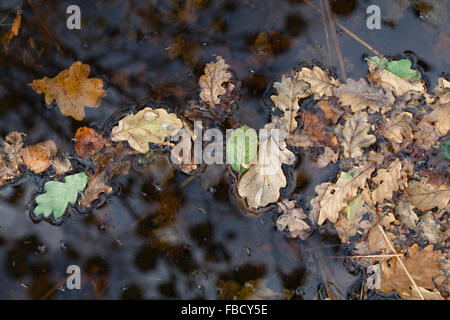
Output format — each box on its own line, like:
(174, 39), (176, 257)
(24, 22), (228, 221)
(26, 0), (64, 54)
(323, 0), (346, 79)
(319, 0), (332, 66)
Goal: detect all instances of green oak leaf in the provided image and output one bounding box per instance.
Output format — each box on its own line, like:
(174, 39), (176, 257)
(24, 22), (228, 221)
(368, 56), (421, 81)
(226, 125), (258, 174)
(34, 172), (88, 220)
(440, 139), (450, 161)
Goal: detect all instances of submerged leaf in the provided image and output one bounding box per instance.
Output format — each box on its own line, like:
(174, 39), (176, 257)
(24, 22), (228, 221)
(31, 61), (106, 120)
(34, 172), (88, 220)
(111, 107), (182, 153)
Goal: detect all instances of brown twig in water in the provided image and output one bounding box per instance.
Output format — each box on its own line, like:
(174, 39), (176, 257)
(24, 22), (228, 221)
(39, 274), (71, 300)
(323, 0), (346, 79)
(26, 0), (64, 54)
(305, 0), (381, 57)
(319, 0), (332, 66)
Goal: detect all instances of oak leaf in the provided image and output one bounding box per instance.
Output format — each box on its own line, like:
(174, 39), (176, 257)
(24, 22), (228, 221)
(199, 56), (233, 108)
(276, 199), (310, 240)
(419, 213), (440, 244)
(297, 66), (339, 99)
(74, 127), (106, 159)
(316, 146), (339, 168)
(270, 72), (310, 133)
(31, 61), (106, 120)
(20, 140), (57, 173)
(79, 143), (132, 208)
(334, 195), (371, 244)
(237, 120), (295, 208)
(316, 99), (344, 123)
(407, 178), (449, 211)
(433, 77), (450, 105)
(394, 197), (419, 229)
(338, 112), (376, 159)
(379, 244), (443, 298)
(335, 78), (395, 113)
(111, 107), (182, 153)
(379, 112), (414, 151)
(310, 164), (375, 225)
(372, 159), (408, 204)
(367, 60), (425, 96)
(0, 132), (23, 185)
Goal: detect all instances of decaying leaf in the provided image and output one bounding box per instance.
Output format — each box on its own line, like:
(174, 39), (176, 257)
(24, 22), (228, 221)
(74, 127), (106, 159)
(338, 112), (376, 159)
(270, 72), (310, 133)
(335, 78), (395, 113)
(170, 129), (198, 174)
(199, 56), (233, 108)
(368, 225), (394, 253)
(310, 163), (375, 225)
(297, 66), (339, 99)
(316, 146), (339, 168)
(299, 112), (338, 148)
(379, 112), (414, 151)
(237, 120), (295, 208)
(111, 107), (182, 153)
(433, 77), (450, 105)
(0, 131), (23, 185)
(31, 61), (106, 120)
(403, 287), (444, 300)
(334, 195), (371, 244)
(379, 244), (443, 298)
(317, 99), (344, 123)
(51, 157), (72, 178)
(2, 9), (21, 50)
(419, 213), (440, 244)
(367, 60), (425, 97)
(79, 143), (132, 208)
(34, 172), (88, 220)
(372, 159), (408, 204)
(407, 178), (449, 211)
(276, 199), (310, 240)
(422, 104), (450, 137)
(414, 120), (441, 150)
(20, 140), (57, 173)
(395, 197), (419, 229)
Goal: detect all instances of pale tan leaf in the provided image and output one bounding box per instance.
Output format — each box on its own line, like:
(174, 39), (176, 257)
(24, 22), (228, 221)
(297, 66), (339, 99)
(419, 213), (440, 244)
(199, 56), (233, 108)
(368, 225), (394, 253)
(367, 61), (425, 97)
(20, 140), (57, 174)
(238, 121), (295, 208)
(271, 72), (310, 133)
(403, 287), (444, 300)
(433, 77), (450, 105)
(335, 78), (395, 113)
(51, 157), (72, 178)
(338, 112), (376, 159)
(379, 112), (414, 151)
(395, 197), (419, 229)
(413, 120), (440, 150)
(407, 178), (449, 211)
(311, 163), (375, 225)
(111, 107), (183, 153)
(372, 159), (407, 204)
(276, 199), (310, 240)
(423, 104), (450, 136)
(316, 146), (339, 168)
(334, 195), (370, 244)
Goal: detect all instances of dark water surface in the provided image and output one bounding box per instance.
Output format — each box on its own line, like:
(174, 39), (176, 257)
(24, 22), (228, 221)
(0, 0), (448, 299)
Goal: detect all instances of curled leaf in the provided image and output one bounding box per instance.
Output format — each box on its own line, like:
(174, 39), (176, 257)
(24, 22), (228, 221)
(74, 126), (106, 159)
(199, 56), (233, 108)
(276, 199), (310, 240)
(20, 140), (57, 173)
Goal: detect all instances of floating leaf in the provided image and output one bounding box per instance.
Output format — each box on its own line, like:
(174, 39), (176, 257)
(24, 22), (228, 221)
(20, 140), (57, 173)
(31, 61), (106, 120)
(407, 178), (449, 211)
(297, 66), (339, 99)
(335, 78), (395, 113)
(338, 112), (376, 159)
(378, 244), (442, 298)
(74, 127), (106, 159)
(34, 172), (88, 220)
(368, 56), (421, 81)
(372, 159), (408, 204)
(310, 164), (375, 225)
(199, 56), (233, 108)
(271, 72), (310, 133)
(226, 125), (258, 174)
(238, 120), (295, 208)
(111, 107), (182, 153)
